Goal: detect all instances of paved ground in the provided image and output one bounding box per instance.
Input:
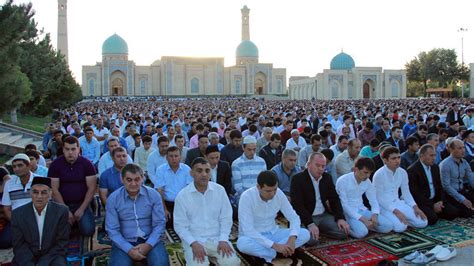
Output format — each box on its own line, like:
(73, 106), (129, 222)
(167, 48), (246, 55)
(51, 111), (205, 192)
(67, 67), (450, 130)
(398, 245), (474, 266)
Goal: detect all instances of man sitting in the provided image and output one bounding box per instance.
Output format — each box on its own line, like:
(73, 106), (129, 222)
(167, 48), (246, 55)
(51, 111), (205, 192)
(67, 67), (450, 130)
(291, 153), (350, 242)
(106, 164), (169, 266)
(408, 144), (459, 225)
(174, 158), (241, 266)
(440, 139), (474, 218)
(271, 149), (301, 197)
(259, 133), (284, 170)
(237, 171), (310, 264)
(373, 147), (428, 232)
(12, 177), (70, 265)
(98, 137), (133, 175)
(336, 157), (393, 239)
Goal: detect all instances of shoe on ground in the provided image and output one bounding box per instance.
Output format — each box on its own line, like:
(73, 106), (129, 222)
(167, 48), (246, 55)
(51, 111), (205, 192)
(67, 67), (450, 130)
(428, 244), (457, 261)
(411, 252), (436, 265)
(403, 250), (422, 262)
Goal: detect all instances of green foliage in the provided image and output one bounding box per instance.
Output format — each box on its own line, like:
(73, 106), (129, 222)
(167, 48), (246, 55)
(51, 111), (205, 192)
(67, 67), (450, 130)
(19, 34), (82, 116)
(0, 0), (36, 115)
(406, 81), (425, 97)
(405, 48), (470, 97)
(0, 0), (82, 118)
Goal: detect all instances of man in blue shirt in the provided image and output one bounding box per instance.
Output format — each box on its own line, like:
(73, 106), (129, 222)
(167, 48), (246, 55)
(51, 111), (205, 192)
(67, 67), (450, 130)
(105, 163), (169, 266)
(271, 149), (301, 197)
(79, 127), (101, 165)
(99, 146), (128, 206)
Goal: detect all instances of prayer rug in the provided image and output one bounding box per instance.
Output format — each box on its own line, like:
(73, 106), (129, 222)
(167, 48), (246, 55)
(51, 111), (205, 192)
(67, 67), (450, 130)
(366, 231), (440, 257)
(302, 241), (398, 266)
(0, 248), (12, 265)
(453, 217), (474, 229)
(414, 219), (474, 247)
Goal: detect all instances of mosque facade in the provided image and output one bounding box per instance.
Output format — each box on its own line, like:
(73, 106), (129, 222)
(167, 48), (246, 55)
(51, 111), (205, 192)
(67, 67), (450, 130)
(289, 52), (407, 100)
(81, 6), (286, 97)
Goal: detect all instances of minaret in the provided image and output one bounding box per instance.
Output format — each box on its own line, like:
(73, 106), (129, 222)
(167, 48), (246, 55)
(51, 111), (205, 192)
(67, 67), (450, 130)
(241, 5), (250, 41)
(57, 0), (68, 62)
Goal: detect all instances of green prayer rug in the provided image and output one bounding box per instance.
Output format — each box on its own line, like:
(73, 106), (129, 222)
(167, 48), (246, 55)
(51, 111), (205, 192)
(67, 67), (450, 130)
(453, 217), (474, 229)
(366, 231), (440, 257)
(414, 219), (474, 247)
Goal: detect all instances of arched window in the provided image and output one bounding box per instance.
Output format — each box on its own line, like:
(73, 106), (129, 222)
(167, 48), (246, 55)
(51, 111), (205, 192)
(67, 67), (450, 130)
(391, 81), (399, 97)
(88, 79), (95, 96)
(330, 81), (339, 99)
(235, 79), (241, 94)
(191, 78), (199, 93)
(140, 79), (146, 95)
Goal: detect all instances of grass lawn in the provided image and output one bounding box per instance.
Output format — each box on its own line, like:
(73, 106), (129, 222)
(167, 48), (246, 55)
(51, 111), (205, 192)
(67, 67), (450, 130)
(1, 113), (51, 133)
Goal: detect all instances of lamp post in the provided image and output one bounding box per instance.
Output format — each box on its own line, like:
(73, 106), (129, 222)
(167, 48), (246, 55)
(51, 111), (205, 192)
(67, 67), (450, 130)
(458, 28), (468, 98)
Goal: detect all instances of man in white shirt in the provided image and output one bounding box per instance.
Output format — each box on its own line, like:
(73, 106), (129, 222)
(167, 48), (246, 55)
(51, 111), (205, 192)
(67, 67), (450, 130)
(174, 158), (240, 266)
(237, 171), (310, 264)
(146, 136), (170, 182)
(373, 147), (428, 232)
(133, 135), (155, 170)
(285, 129), (307, 152)
(335, 139), (362, 179)
(336, 157), (393, 239)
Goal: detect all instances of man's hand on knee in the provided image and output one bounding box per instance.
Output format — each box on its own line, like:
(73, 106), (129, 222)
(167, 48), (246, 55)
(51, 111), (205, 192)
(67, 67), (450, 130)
(128, 247), (146, 261)
(217, 241), (234, 257)
(191, 241), (207, 263)
(136, 243), (152, 256)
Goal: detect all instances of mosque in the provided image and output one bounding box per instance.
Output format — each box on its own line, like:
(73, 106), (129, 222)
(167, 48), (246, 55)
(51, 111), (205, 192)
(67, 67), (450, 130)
(81, 6), (286, 97)
(289, 52), (407, 100)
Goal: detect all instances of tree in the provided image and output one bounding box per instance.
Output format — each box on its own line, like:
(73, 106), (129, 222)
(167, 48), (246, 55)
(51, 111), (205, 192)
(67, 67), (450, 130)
(19, 34), (82, 116)
(405, 48), (469, 96)
(0, 0), (36, 116)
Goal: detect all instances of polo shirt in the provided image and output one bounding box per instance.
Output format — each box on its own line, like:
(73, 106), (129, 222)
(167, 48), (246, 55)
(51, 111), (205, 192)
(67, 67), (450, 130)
(2, 173), (36, 210)
(48, 156), (96, 205)
(99, 166), (123, 196)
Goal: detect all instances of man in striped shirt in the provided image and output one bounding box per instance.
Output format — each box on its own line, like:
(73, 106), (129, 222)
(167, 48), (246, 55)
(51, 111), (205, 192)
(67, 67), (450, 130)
(232, 136), (267, 203)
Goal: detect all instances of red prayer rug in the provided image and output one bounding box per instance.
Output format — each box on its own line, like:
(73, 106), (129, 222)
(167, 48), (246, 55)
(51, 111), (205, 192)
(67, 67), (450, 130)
(303, 241), (398, 266)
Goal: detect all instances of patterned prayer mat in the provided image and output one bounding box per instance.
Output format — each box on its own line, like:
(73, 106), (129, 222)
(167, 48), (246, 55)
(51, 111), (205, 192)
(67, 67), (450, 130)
(301, 241), (398, 266)
(414, 219), (474, 247)
(453, 217), (474, 229)
(366, 231), (440, 257)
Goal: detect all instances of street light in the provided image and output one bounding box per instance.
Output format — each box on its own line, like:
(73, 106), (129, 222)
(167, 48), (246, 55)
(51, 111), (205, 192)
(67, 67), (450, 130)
(458, 27), (468, 98)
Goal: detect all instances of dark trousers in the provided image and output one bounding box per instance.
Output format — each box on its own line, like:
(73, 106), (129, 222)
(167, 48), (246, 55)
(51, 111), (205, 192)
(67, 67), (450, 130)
(445, 189), (474, 218)
(417, 198), (460, 225)
(164, 201), (174, 229)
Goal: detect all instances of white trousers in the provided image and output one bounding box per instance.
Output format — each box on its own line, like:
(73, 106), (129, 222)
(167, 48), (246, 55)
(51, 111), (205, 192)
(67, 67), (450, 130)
(380, 201), (428, 232)
(182, 240), (241, 266)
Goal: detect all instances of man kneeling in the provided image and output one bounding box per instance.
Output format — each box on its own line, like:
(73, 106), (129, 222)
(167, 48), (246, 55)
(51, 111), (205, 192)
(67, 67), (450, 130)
(106, 164), (169, 266)
(237, 170), (310, 264)
(174, 157), (240, 265)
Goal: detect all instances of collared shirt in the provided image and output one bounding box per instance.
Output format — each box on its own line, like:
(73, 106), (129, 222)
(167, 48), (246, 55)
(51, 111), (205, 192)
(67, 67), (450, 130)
(420, 162), (435, 199)
(174, 182), (232, 246)
(285, 137), (307, 151)
(2, 173), (36, 209)
(357, 129), (375, 147)
(271, 163), (301, 195)
(151, 163), (192, 201)
(373, 166), (417, 211)
(440, 155), (474, 203)
(336, 172), (379, 220)
(297, 146), (319, 169)
(33, 165), (49, 177)
(147, 150), (168, 182)
(401, 151), (419, 170)
(33, 203), (48, 249)
(231, 154), (267, 196)
(210, 166), (218, 183)
(309, 172), (325, 216)
(105, 186), (165, 254)
(335, 150), (357, 178)
(98, 151), (133, 176)
(92, 126), (110, 150)
(238, 186), (301, 249)
(99, 166), (123, 196)
(133, 146), (156, 170)
(359, 145), (380, 159)
(79, 136), (101, 164)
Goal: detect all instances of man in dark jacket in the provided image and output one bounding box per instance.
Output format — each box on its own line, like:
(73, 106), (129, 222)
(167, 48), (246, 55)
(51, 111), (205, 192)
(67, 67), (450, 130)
(258, 133), (284, 170)
(290, 152), (350, 243)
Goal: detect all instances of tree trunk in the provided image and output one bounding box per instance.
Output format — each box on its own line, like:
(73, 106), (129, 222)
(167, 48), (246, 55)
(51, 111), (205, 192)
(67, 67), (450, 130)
(10, 108), (18, 124)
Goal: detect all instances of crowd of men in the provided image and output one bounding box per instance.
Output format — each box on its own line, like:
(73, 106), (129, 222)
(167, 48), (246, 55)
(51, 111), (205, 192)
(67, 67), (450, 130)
(1, 97), (474, 265)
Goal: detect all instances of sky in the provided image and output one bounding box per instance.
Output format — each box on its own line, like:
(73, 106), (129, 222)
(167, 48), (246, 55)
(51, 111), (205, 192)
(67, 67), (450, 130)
(9, 0), (474, 85)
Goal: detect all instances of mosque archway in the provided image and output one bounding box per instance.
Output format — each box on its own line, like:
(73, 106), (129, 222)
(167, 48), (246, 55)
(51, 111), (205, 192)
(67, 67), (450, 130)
(254, 72), (266, 95)
(363, 79), (375, 99)
(110, 70), (126, 96)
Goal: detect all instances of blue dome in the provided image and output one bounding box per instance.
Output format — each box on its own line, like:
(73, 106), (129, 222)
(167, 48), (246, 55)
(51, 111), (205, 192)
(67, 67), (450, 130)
(236, 40), (259, 58)
(330, 52), (355, 70)
(102, 34), (128, 55)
